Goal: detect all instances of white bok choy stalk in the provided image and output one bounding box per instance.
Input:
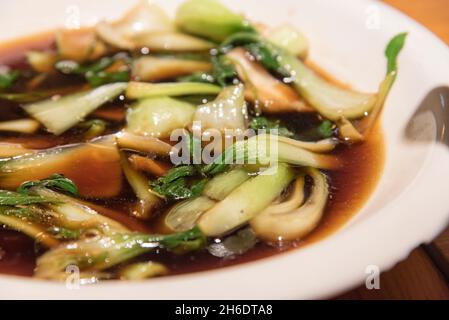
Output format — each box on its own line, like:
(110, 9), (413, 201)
(96, 0), (213, 51)
(264, 24), (309, 59)
(163, 168), (250, 232)
(202, 134), (340, 176)
(35, 226), (204, 280)
(119, 261), (169, 280)
(119, 152), (162, 220)
(23, 83), (127, 135)
(198, 164), (295, 237)
(193, 85), (248, 134)
(132, 56), (212, 82)
(0, 205), (60, 248)
(260, 177), (306, 214)
(221, 31), (405, 130)
(126, 81), (221, 100)
(115, 132), (173, 157)
(126, 97), (196, 139)
(251, 168), (328, 242)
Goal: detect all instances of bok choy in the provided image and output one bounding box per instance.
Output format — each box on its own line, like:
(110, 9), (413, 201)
(198, 164), (295, 236)
(29, 188), (129, 233)
(119, 261), (169, 280)
(202, 134), (341, 176)
(0, 0), (407, 281)
(164, 196), (216, 232)
(194, 85), (248, 133)
(96, 0), (175, 50)
(0, 206), (60, 248)
(132, 32), (215, 52)
(222, 32), (378, 120)
(1, 174), (127, 247)
(35, 226), (205, 279)
(163, 168), (250, 232)
(119, 152), (162, 220)
(353, 33), (408, 138)
(126, 82), (221, 100)
(0, 69), (20, 90)
(0, 143), (34, 158)
(264, 24), (309, 59)
(226, 48), (310, 114)
(115, 132), (173, 156)
(251, 168), (329, 241)
(126, 97), (196, 139)
(0, 119), (40, 134)
(23, 83), (127, 135)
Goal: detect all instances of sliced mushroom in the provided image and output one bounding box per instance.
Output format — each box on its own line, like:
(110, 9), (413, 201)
(276, 135), (339, 153)
(0, 142), (35, 158)
(115, 132), (174, 157)
(128, 154), (170, 177)
(226, 48), (312, 114)
(56, 28), (107, 62)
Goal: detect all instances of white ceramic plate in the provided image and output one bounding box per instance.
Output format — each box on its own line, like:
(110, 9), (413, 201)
(0, 0), (449, 299)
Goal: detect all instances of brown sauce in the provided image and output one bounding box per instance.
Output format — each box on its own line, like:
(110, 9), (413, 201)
(0, 32), (385, 278)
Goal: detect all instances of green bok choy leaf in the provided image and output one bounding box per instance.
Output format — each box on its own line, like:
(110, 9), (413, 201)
(17, 174), (79, 196)
(0, 70), (20, 90)
(0, 205), (60, 248)
(176, 0), (255, 42)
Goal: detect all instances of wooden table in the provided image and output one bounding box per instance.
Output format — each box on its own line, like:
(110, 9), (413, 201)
(339, 0), (449, 300)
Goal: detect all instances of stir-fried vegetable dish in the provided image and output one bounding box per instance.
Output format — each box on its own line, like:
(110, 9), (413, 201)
(0, 0), (406, 282)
